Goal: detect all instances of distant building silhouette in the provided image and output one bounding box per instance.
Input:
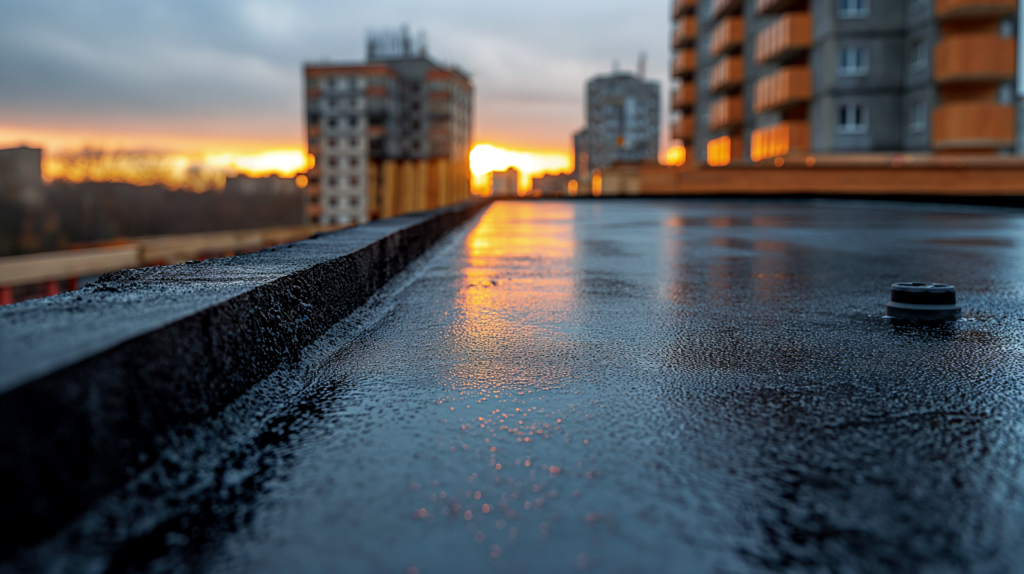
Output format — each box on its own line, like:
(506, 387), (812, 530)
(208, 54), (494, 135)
(573, 71), (661, 181)
(304, 28), (473, 225)
(0, 147), (44, 208)
(532, 173), (573, 197)
(490, 168), (519, 197)
(223, 174), (299, 196)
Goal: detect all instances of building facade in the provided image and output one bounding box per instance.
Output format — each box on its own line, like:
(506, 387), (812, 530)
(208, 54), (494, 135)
(671, 0), (1019, 166)
(304, 30), (473, 225)
(491, 168), (519, 197)
(575, 72), (661, 181)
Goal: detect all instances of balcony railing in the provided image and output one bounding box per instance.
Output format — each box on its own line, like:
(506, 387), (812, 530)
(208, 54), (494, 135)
(710, 56), (745, 93)
(755, 12), (811, 64)
(673, 17), (697, 48)
(932, 102), (1015, 150)
(750, 120), (809, 162)
(934, 34), (1016, 84)
(709, 95), (744, 131)
(753, 66), (811, 113)
(710, 16), (745, 57)
(673, 49), (697, 78)
(934, 0), (1017, 20)
(672, 116), (695, 142)
(712, 0), (742, 19)
(673, 0), (696, 18)
(672, 84), (696, 110)
(755, 0), (805, 15)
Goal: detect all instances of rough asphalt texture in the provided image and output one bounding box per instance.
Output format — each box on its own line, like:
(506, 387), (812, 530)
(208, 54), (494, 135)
(8, 198), (1024, 574)
(0, 200), (486, 552)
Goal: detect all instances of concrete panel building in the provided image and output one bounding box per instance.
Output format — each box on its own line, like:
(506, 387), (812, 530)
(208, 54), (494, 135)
(304, 29), (473, 225)
(671, 0), (1019, 166)
(574, 72), (660, 181)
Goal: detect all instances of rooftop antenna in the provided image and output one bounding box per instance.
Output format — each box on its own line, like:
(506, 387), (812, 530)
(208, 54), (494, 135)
(401, 24), (411, 57)
(637, 51), (647, 79)
(417, 30), (428, 58)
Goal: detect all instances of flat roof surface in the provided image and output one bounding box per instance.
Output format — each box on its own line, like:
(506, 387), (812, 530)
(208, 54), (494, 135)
(17, 198), (1024, 573)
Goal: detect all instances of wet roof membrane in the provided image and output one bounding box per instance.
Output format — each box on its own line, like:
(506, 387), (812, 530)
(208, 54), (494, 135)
(12, 198), (1024, 573)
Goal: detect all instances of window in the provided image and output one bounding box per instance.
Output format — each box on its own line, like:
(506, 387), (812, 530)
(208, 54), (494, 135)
(838, 0), (869, 19)
(837, 104), (869, 134)
(910, 101), (927, 134)
(350, 138), (358, 147)
(349, 157), (359, 168)
(328, 138), (337, 148)
(349, 116), (358, 127)
(329, 196), (338, 206)
(910, 40), (927, 71)
(349, 196), (360, 207)
(328, 117), (337, 127)
(328, 176), (337, 187)
(838, 46), (869, 76)
(328, 157), (338, 167)
(350, 176), (359, 187)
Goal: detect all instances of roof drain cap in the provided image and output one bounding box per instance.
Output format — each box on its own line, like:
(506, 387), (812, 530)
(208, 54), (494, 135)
(886, 282), (962, 322)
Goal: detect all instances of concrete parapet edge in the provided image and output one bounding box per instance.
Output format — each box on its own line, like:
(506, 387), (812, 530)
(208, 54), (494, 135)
(0, 198), (489, 555)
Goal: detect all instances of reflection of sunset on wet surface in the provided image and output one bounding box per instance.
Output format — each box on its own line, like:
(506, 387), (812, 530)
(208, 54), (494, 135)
(28, 200), (1024, 573)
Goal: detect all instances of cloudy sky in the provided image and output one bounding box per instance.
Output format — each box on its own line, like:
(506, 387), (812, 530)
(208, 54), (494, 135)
(0, 0), (673, 165)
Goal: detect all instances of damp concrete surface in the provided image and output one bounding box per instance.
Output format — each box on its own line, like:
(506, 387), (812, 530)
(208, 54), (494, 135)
(10, 198), (1024, 574)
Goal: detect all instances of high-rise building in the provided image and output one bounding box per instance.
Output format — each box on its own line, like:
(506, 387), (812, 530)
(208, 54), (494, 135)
(671, 0), (1019, 166)
(575, 71), (661, 180)
(304, 29), (473, 225)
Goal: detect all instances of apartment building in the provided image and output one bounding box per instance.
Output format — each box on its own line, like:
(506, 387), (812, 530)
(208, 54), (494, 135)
(491, 168), (519, 197)
(575, 71), (661, 181)
(304, 30), (473, 225)
(671, 0), (1019, 166)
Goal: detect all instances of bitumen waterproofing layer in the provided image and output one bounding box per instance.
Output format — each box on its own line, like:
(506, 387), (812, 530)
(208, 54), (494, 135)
(9, 198), (1024, 573)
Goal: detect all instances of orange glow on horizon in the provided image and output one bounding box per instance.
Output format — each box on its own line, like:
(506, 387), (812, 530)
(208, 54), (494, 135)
(470, 144), (571, 194)
(39, 148), (310, 192)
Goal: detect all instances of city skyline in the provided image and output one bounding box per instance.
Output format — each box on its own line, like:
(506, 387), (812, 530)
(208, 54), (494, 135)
(0, 0), (674, 187)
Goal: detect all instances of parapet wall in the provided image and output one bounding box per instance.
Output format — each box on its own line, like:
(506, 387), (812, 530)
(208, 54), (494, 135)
(0, 198), (489, 554)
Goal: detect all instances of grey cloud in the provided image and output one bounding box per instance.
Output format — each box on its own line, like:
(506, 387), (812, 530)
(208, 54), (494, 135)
(0, 0), (671, 150)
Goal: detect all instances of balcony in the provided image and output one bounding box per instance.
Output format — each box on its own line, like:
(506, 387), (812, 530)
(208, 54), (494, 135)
(672, 116), (695, 142)
(710, 56), (745, 93)
(932, 102), (1015, 150)
(756, 0), (805, 14)
(709, 95), (744, 131)
(673, 0), (695, 18)
(710, 17), (745, 57)
(673, 16), (697, 48)
(672, 84), (696, 110)
(753, 65), (811, 113)
(933, 35), (1016, 84)
(755, 12), (811, 64)
(712, 0), (742, 18)
(750, 120), (809, 162)
(934, 0), (1017, 20)
(673, 49), (697, 78)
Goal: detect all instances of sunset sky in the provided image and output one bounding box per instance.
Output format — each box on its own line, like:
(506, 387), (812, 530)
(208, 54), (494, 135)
(0, 0), (673, 187)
